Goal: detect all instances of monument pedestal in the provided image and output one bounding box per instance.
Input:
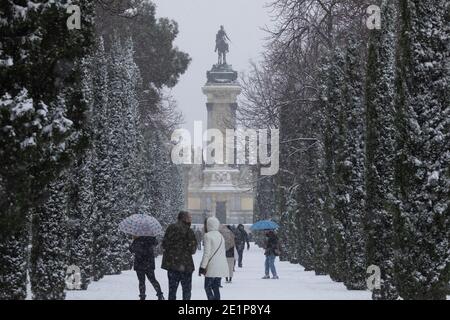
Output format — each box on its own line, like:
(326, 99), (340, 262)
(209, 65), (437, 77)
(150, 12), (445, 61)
(203, 64), (241, 139)
(206, 63), (238, 83)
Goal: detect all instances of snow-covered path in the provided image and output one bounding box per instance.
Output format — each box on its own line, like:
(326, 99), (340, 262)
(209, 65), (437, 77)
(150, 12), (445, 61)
(66, 244), (372, 300)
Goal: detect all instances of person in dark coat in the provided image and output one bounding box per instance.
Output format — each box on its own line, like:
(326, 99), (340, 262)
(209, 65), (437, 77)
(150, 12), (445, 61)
(161, 211), (198, 300)
(129, 236), (164, 300)
(262, 230), (279, 279)
(234, 224), (250, 267)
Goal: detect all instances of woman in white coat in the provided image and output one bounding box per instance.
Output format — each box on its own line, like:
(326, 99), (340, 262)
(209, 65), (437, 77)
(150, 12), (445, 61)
(199, 217), (229, 300)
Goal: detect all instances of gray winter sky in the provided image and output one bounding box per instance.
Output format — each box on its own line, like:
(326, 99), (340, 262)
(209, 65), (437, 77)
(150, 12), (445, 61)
(152, 0), (274, 136)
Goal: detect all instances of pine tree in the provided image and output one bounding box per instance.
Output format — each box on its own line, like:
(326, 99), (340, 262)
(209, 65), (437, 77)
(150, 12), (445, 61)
(30, 175), (69, 300)
(364, 0), (399, 300)
(393, 0), (450, 299)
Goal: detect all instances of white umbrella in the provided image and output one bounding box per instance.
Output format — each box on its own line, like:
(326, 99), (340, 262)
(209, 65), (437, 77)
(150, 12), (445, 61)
(118, 214), (162, 237)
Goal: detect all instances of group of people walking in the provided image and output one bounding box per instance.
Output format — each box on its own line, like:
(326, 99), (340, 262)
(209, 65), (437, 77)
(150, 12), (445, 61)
(128, 210), (279, 300)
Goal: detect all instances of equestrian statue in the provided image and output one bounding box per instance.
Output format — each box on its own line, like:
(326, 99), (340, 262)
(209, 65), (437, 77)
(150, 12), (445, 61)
(215, 25), (231, 65)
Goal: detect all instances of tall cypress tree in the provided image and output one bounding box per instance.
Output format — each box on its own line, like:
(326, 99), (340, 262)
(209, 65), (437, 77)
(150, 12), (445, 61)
(30, 174), (69, 300)
(335, 38), (366, 290)
(0, 218), (29, 299)
(67, 150), (95, 290)
(91, 38), (112, 281)
(0, 0), (94, 298)
(313, 144), (330, 275)
(105, 36), (128, 274)
(319, 50), (346, 283)
(364, 0), (399, 300)
(117, 37), (144, 270)
(66, 62), (95, 289)
(393, 0), (450, 299)
(275, 80), (301, 265)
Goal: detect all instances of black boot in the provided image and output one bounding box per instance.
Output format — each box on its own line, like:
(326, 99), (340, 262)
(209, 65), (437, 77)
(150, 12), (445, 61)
(157, 293), (165, 300)
(139, 294), (146, 301)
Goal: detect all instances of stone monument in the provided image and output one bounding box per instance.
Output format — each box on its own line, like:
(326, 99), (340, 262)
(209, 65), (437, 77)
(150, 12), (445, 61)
(183, 27), (255, 225)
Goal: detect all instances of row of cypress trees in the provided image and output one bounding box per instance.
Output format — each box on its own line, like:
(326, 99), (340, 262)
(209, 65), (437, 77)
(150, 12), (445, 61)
(0, 0), (189, 300)
(244, 0), (449, 299)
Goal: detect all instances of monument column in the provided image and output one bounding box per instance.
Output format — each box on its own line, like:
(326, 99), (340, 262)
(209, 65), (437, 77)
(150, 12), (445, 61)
(202, 64), (241, 165)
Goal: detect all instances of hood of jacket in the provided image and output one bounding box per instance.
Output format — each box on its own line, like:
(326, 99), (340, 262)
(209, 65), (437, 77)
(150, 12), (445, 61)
(206, 217), (220, 232)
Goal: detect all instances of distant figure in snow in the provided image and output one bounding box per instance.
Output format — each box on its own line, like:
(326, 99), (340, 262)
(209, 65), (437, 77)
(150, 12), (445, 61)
(129, 236), (165, 300)
(195, 226), (203, 250)
(262, 230), (280, 279)
(234, 224), (250, 267)
(199, 217), (228, 300)
(161, 211), (198, 300)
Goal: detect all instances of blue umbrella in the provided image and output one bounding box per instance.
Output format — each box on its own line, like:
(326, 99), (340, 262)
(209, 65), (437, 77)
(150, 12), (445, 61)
(251, 220), (279, 231)
(119, 214), (162, 237)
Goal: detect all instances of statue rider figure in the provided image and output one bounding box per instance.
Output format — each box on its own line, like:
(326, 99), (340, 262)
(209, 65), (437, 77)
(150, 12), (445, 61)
(215, 25), (231, 65)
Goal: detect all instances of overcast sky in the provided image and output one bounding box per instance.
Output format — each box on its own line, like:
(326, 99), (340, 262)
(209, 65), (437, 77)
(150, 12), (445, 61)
(152, 0), (274, 136)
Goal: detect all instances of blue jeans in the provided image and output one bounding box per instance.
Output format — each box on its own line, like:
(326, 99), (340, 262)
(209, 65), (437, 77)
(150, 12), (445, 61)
(204, 277), (221, 300)
(237, 247), (244, 266)
(265, 255), (277, 277)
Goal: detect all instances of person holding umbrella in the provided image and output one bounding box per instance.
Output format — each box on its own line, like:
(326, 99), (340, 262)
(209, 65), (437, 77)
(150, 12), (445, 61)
(262, 230), (280, 279)
(118, 213), (165, 300)
(250, 220), (280, 279)
(130, 236), (165, 300)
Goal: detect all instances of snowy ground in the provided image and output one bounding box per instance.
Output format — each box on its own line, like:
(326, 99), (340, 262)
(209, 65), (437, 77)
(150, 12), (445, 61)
(66, 244), (373, 300)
